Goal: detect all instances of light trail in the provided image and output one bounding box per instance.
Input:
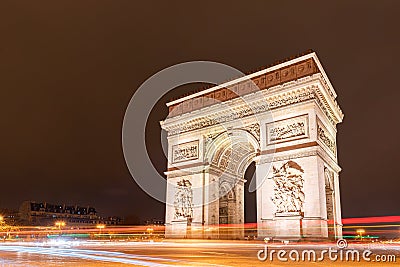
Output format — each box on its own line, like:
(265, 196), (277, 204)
(342, 216), (400, 224)
(0, 245), (184, 266)
(0, 240), (398, 267)
(0, 243), (233, 266)
(0, 215), (398, 241)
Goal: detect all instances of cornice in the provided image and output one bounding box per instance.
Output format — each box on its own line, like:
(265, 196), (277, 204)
(161, 75), (342, 136)
(166, 52), (339, 107)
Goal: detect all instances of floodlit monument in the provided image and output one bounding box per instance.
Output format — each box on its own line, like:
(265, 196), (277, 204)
(160, 52), (344, 240)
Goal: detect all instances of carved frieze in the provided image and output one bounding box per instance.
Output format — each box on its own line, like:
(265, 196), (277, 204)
(317, 123), (336, 154)
(165, 87), (316, 136)
(173, 179), (193, 219)
(266, 115), (308, 145)
(172, 140), (199, 163)
(269, 161), (305, 215)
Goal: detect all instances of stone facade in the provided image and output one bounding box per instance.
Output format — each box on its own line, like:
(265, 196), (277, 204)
(161, 52), (344, 240)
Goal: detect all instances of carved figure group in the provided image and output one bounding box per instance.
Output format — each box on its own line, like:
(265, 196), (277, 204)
(270, 161), (305, 214)
(174, 179), (193, 219)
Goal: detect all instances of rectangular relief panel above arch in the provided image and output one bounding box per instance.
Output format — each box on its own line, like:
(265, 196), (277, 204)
(172, 140), (200, 164)
(265, 114), (309, 146)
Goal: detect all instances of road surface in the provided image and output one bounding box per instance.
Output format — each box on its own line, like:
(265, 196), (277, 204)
(0, 240), (398, 266)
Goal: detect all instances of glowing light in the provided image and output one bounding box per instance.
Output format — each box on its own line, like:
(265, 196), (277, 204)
(55, 221), (66, 230)
(342, 216), (400, 224)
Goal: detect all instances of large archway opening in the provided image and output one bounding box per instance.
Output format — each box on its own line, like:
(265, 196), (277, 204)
(205, 128), (260, 239)
(244, 161), (256, 223)
(244, 161), (257, 239)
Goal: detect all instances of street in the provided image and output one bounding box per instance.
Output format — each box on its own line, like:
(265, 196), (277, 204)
(0, 240), (398, 266)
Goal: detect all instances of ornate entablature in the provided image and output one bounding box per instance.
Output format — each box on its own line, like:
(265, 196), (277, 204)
(167, 57), (319, 117)
(162, 79), (343, 137)
(161, 52), (344, 137)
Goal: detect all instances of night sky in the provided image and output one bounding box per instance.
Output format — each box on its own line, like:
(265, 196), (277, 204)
(1, 1), (399, 221)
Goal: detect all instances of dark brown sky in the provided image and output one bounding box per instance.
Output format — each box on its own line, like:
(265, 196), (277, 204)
(0, 1), (399, 220)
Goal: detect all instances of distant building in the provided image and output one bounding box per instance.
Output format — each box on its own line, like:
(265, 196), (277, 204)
(0, 208), (19, 225)
(145, 218), (164, 226)
(19, 201), (121, 226)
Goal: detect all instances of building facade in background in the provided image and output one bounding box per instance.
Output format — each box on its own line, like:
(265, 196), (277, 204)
(19, 201), (121, 226)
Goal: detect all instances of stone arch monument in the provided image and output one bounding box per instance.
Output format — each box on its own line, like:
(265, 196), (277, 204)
(160, 52), (344, 240)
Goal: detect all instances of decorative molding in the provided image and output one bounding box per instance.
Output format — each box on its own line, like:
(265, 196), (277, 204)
(172, 140), (199, 163)
(314, 88), (337, 126)
(167, 57), (318, 113)
(167, 161), (207, 172)
(261, 141), (318, 155)
(165, 86), (317, 136)
(162, 72), (344, 138)
(257, 151), (318, 164)
(266, 114), (308, 145)
(165, 168), (205, 178)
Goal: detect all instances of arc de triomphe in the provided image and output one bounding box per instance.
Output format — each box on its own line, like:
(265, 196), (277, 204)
(160, 52), (344, 240)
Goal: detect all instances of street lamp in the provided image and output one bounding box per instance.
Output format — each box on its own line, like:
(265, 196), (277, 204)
(0, 216), (5, 235)
(356, 229), (365, 240)
(55, 221), (66, 230)
(146, 228), (154, 235)
(96, 224), (105, 235)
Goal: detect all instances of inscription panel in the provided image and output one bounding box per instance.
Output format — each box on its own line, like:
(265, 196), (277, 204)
(172, 140), (199, 163)
(266, 114), (309, 145)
